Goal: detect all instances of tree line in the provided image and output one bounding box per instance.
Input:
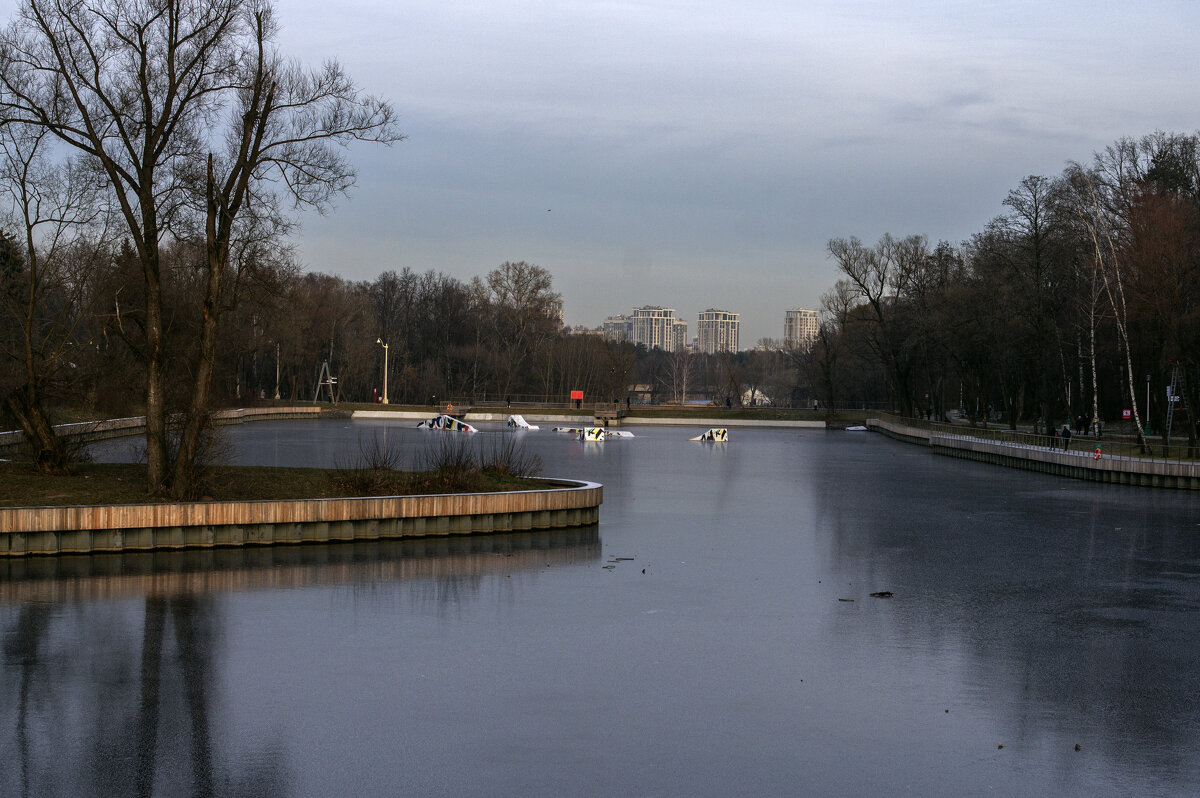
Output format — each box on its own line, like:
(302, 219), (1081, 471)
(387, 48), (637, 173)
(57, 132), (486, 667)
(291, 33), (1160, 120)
(1, 228), (812, 443)
(814, 131), (1200, 454)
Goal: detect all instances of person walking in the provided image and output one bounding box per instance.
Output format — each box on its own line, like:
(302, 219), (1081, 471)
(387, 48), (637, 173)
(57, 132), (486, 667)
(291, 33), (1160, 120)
(1062, 423), (1072, 451)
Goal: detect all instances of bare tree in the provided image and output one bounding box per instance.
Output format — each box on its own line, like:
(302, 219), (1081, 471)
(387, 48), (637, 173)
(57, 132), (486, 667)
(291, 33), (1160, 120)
(827, 233), (928, 414)
(995, 175), (1075, 432)
(810, 281), (856, 411)
(0, 122), (110, 471)
(1062, 163), (1148, 449)
(483, 261), (561, 397)
(0, 0), (401, 496)
(663, 348), (693, 404)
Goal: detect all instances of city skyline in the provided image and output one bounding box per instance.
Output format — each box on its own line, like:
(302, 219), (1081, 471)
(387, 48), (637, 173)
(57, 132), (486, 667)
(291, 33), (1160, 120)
(593, 304), (815, 352)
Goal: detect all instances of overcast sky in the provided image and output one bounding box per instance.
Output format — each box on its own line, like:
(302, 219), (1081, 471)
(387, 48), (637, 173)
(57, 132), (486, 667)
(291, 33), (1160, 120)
(9, 0), (1200, 345)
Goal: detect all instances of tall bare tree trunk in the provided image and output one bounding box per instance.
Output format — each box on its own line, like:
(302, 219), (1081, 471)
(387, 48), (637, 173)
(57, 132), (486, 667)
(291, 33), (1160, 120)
(142, 230), (171, 493)
(1089, 285), (1100, 439)
(5, 387), (65, 473)
(171, 155), (234, 499)
(1074, 172), (1148, 451)
(169, 258), (222, 498)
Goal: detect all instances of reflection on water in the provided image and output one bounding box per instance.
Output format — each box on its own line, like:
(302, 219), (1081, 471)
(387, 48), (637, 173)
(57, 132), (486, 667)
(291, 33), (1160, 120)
(0, 528), (602, 604)
(0, 528), (599, 797)
(10, 422), (1200, 796)
(810, 440), (1200, 794)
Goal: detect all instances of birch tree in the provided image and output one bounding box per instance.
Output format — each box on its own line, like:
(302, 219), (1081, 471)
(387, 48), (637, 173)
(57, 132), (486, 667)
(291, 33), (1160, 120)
(1063, 164), (1148, 450)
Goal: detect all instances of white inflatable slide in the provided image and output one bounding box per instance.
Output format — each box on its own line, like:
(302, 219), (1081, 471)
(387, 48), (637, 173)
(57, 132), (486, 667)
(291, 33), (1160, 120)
(553, 426), (633, 439)
(506, 415), (539, 430)
(417, 414), (478, 432)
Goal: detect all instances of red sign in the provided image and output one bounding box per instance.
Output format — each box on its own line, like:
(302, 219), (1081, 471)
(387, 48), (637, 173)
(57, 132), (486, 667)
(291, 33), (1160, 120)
(1122, 409), (1132, 419)
(570, 390), (584, 400)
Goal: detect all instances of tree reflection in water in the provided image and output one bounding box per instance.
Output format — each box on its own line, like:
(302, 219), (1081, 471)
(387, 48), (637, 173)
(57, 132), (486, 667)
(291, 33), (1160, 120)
(5, 603), (52, 798)
(0, 528), (599, 796)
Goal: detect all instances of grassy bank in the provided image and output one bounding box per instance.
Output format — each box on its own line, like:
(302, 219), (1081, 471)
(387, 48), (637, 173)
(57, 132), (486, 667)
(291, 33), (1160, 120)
(0, 462), (538, 509)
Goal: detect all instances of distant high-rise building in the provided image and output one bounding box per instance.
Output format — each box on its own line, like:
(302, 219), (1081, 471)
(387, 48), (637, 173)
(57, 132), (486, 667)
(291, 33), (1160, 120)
(602, 314), (632, 343)
(629, 306), (688, 351)
(784, 307), (819, 349)
(672, 318), (688, 352)
(696, 309), (740, 354)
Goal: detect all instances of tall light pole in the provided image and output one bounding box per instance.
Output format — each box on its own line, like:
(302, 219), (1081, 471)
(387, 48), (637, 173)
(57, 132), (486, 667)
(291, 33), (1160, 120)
(376, 338), (389, 404)
(1146, 374), (1150, 433)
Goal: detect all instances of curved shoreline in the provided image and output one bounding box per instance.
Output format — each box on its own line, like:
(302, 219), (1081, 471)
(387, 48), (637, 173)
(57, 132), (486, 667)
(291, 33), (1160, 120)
(869, 416), (1200, 489)
(0, 478), (602, 557)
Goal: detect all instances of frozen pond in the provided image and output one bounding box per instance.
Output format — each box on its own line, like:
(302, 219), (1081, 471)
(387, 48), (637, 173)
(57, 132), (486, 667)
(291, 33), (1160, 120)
(3, 418), (1200, 796)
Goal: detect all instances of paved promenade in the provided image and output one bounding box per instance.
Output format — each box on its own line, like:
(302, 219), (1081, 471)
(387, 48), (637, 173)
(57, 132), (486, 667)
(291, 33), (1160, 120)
(869, 416), (1200, 489)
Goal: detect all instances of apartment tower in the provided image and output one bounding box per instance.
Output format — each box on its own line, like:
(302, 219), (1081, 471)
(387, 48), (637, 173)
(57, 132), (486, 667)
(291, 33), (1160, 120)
(784, 307), (819, 349)
(696, 309), (740, 354)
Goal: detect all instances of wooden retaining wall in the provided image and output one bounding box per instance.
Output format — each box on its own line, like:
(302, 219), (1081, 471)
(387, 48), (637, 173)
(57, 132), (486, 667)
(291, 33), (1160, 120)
(0, 480), (602, 557)
(868, 417), (1200, 489)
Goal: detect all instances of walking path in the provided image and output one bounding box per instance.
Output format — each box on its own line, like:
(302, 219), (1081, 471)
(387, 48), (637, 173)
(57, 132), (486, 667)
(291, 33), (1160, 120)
(869, 416), (1200, 490)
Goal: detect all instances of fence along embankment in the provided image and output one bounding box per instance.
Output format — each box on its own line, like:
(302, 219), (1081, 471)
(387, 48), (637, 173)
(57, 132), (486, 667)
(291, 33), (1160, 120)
(868, 416), (1200, 490)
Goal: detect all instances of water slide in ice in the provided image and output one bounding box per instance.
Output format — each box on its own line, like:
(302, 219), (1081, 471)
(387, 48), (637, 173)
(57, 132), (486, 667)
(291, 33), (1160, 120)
(417, 414), (478, 432)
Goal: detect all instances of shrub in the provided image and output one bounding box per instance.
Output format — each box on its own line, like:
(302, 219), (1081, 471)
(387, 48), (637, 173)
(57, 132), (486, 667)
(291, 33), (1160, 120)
(479, 435), (542, 478)
(415, 434), (480, 491)
(330, 433), (406, 495)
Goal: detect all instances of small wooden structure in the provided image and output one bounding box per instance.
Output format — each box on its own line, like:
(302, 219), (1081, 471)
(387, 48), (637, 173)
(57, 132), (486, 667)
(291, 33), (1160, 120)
(592, 402), (628, 427)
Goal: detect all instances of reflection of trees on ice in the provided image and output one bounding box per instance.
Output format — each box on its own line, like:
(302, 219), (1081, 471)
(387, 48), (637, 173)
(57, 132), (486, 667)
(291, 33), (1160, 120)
(0, 528), (603, 795)
(1, 593), (286, 797)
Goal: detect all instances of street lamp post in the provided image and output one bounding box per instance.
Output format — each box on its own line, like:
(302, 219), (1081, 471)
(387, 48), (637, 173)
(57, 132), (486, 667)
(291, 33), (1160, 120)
(376, 338), (389, 404)
(1146, 374), (1150, 433)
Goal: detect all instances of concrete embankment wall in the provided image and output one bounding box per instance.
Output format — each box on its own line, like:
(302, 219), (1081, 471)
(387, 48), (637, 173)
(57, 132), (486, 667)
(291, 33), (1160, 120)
(0, 406), (325, 455)
(868, 417), (1200, 490)
(0, 479), (602, 557)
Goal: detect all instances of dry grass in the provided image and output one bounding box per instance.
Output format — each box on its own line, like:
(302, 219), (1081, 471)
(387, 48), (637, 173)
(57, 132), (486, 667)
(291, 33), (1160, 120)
(0, 461), (536, 508)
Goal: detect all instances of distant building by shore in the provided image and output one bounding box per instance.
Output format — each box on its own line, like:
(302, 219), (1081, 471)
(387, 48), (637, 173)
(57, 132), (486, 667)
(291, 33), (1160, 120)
(697, 309), (739, 354)
(784, 307), (818, 349)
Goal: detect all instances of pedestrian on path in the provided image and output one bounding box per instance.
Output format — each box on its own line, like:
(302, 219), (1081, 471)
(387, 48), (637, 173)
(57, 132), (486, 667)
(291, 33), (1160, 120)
(1062, 423), (1072, 451)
